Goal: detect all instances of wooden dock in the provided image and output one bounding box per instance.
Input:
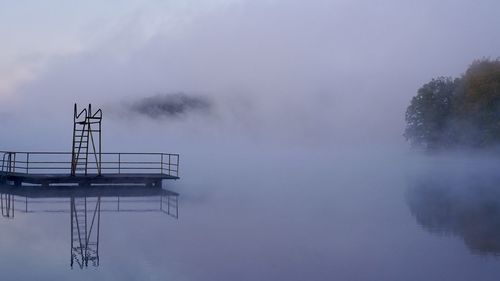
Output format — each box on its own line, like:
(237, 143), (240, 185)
(1, 151), (179, 187)
(0, 171), (178, 187)
(1, 104), (180, 188)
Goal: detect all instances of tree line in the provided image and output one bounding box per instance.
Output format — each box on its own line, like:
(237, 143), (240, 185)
(405, 59), (500, 149)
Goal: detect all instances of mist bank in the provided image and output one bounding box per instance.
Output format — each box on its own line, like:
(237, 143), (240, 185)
(1, 1), (500, 149)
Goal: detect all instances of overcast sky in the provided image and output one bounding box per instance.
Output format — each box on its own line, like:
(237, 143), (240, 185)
(1, 0), (500, 149)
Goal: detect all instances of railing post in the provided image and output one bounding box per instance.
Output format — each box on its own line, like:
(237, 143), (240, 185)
(5, 153), (9, 172)
(10, 153), (14, 173)
(161, 154), (163, 175)
(7, 153), (11, 173)
(118, 153), (121, 174)
(1, 153), (5, 172)
(168, 154), (171, 176)
(8, 153), (14, 173)
(26, 153), (30, 174)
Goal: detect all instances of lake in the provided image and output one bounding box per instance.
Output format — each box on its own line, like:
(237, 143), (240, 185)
(1, 146), (500, 280)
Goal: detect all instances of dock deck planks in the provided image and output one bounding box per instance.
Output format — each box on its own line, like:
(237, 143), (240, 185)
(0, 171), (179, 186)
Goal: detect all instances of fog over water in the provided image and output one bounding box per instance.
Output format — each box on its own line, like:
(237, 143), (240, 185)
(2, 0), (500, 148)
(1, 0), (500, 280)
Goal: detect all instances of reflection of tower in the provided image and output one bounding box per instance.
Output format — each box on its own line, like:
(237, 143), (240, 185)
(0, 193), (14, 218)
(0, 185), (178, 268)
(70, 197), (101, 268)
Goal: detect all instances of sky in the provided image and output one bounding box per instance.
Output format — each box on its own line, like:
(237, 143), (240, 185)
(1, 0), (500, 150)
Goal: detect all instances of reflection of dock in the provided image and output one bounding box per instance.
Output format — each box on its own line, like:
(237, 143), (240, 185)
(0, 185), (179, 269)
(0, 185), (179, 215)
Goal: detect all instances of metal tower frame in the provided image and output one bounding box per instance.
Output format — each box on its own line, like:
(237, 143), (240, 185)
(71, 104), (102, 176)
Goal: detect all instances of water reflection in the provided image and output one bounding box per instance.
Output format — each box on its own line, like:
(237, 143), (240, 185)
(0, 185), (179, 269)
(407, 178), (500, 255)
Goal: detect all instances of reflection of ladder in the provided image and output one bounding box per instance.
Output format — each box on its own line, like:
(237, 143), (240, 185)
(71, 104), (102, 176)
(71, 197), (100, 268)
(0, 194), (14, 218)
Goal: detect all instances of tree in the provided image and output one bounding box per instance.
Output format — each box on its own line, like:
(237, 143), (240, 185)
(452, 59), (500, 146)
(404, 58), (500, 149)
(404, 77), (457, 148)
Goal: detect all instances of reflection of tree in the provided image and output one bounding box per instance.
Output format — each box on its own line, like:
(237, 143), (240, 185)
(407, 180), (500, 255)
(0, 186), (179, 268)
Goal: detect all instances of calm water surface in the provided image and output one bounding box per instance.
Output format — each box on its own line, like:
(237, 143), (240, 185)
(1, 148), (500, 281)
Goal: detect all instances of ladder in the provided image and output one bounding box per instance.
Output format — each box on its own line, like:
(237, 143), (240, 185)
(71, 104), (102, 176)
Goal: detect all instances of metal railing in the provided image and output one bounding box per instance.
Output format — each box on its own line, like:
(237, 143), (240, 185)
(0, 151), (179, 177)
